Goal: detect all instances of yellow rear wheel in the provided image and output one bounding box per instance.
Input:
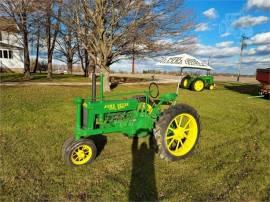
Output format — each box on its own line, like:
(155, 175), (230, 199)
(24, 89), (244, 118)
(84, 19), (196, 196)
(154, 104), (201, 161)
(192, 80), (204, 91)
(180, 77), (190, 89)
(165, 113), (198, 157)
(182, 79), (189, 88)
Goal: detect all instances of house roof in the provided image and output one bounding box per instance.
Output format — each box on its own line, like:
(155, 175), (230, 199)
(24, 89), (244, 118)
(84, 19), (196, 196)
(0, 42), (23, 50)
(0, 18), (19, 33)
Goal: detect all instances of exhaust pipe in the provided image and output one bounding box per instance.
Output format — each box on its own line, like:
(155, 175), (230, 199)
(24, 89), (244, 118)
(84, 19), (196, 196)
(92, 73), (96, 102)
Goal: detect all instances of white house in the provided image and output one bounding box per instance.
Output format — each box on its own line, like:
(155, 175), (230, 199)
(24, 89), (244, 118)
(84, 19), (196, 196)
(0, 18), (24, 72)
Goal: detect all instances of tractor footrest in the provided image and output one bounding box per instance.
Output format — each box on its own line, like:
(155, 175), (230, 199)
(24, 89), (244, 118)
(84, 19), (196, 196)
(159, 93), (177, 102)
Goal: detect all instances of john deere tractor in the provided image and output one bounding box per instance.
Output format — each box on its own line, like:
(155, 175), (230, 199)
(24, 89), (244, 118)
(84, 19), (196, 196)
(180, 74), (215, 92)
(62, 74), (201, 166)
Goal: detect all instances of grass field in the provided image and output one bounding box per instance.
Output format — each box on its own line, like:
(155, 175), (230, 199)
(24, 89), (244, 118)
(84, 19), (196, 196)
(0, 82), (269, 201)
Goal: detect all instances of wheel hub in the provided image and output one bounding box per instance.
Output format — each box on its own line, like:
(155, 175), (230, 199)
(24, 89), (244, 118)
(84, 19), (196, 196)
(174, 127), (186, 139)
(77, 150), (85, 159)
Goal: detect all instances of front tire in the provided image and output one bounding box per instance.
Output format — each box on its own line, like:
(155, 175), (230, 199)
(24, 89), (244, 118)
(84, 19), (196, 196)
(154, 104), (201, 161)
(62, 137), (97, 166)
(208, 84), (215, 90)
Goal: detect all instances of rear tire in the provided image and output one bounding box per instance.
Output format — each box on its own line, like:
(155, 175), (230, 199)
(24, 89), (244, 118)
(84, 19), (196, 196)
(191, 79), (205, 92)
(154, 104), (201, 161)
(180, 76), (190, 89)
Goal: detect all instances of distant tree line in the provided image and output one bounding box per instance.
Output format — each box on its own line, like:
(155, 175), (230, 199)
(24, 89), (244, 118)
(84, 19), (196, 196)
(0, 0), (194, 91)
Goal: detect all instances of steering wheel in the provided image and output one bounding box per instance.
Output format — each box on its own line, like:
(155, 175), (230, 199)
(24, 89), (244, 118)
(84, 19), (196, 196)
(149, 82), (159, 98)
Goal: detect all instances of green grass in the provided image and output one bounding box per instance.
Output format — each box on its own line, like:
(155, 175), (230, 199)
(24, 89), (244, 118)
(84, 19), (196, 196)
(0, 82), (269, 201)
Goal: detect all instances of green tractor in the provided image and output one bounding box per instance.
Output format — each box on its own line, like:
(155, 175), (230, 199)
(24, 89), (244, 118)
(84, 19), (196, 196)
(62, 74), (201, 166)
(180, 74), (215, 92)
(157, 53), (215, 92)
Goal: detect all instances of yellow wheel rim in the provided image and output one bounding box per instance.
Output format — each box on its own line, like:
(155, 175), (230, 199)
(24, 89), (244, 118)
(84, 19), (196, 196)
(183, 79), (188, 88)
(71, 144), (92, 165)
(165, 113), (198, 157)
(194, 80), (204, 91)
(209, 85), (214, 90)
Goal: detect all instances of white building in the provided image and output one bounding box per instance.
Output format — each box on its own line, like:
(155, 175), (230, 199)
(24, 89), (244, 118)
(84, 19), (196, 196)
(0, 18), (24, 72)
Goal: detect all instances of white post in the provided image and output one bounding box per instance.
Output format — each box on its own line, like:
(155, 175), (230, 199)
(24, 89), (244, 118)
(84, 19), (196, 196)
(176, 67), (183, 94)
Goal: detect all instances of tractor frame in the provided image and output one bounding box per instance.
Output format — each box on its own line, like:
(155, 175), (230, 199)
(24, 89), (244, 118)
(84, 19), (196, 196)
(62, 73), (201, 166)
(74, 74), (177, 140)
(180, 70), (215, 91)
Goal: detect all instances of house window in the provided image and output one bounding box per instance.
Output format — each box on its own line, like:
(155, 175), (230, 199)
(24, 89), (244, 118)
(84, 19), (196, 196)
(3, 50), (8, 58)
(9, 50), (13, 59)
(0, 32), (2, 41)
(0, 50), (2, 58)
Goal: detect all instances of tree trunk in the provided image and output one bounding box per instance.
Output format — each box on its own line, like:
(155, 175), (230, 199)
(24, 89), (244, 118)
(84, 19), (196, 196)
(23, 20), (31, 79)
(33, 28), (40, 73)
(46, 1), (61, 79)
(84, 49), (89, 77)
(103, 70), (110, 92)
(47, 54), (53, 79)
(46, 13), (52, 79)
(88, 64), (95, 78)
(132, 53), (135, 74)
(67, 59), (73, 74)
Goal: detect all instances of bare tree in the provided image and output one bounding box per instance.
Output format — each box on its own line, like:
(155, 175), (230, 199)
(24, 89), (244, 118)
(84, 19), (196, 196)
(63, 0), (193, 91)
(44, 0), (62, 79)
(55, 27), (78, 74)
(55, 5), (79, 74)
(77, 43), (90, 77)
(29, 13), (44, 73)
(0, 0), (38, 79)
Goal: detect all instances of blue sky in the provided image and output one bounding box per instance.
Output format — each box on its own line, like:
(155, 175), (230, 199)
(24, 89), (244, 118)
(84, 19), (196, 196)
(188, 0), (269, 45)
(112, 0), (270, 75)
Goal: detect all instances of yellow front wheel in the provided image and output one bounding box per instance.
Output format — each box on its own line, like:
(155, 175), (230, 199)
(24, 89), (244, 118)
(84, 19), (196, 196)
(62, 137), (97, 166)
(209, 84), (214, 90)
(154, 104), (201, 161)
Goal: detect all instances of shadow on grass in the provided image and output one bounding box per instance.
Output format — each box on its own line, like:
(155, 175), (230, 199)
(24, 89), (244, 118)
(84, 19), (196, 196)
(224, 83), (260, 96)
(88, 135), (107, 158)
(110, 82), (119, 90)
(129, 136), (158, 201)
(0, 73), (90, 82)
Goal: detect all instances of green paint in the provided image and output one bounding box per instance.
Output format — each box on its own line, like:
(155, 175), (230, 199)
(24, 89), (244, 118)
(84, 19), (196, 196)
(184, 75), (215, 89)
(73, 74), (177, 139)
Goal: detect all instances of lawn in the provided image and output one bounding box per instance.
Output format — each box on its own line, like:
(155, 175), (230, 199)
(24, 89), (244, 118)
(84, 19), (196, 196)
(0, 82), (269, 201)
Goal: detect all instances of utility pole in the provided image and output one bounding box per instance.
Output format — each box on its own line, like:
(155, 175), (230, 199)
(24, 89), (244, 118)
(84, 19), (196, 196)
(207, 56), (211, 76)
(237, 34), (248, 82)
